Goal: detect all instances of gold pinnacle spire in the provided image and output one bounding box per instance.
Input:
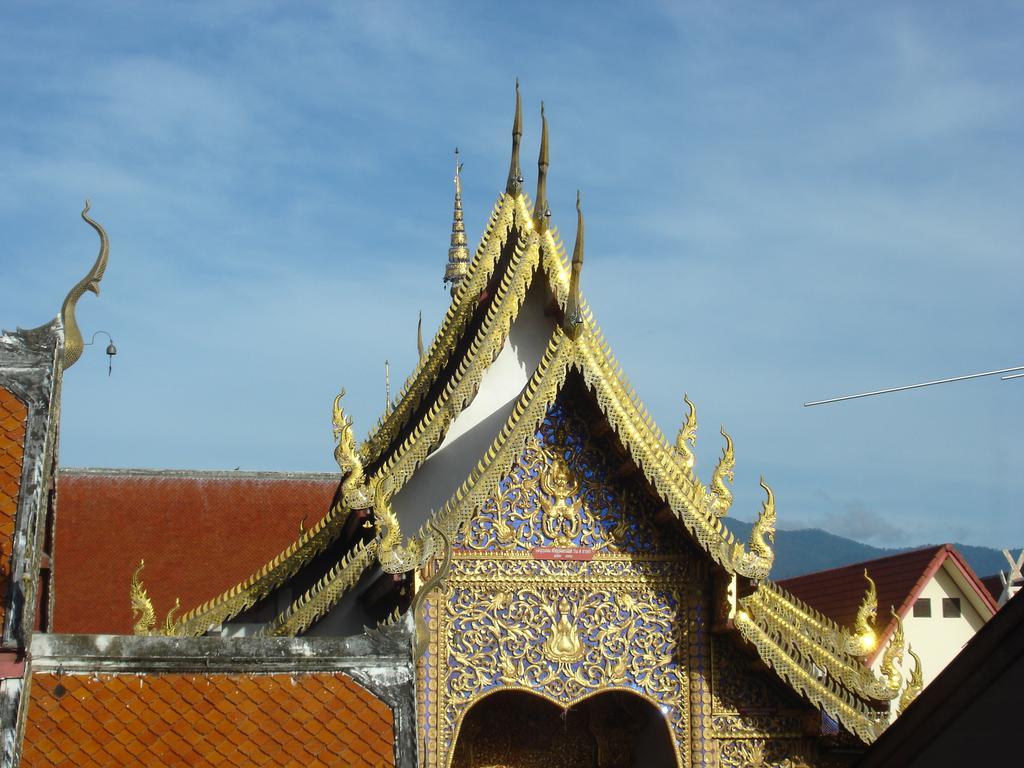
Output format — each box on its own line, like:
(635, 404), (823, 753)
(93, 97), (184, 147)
(443, 148), (470, 298)
(564, 190), (584, 337)
(533, 102), (550, 232)
(417, 310), (424, 358)
(506, 79), (523, 195)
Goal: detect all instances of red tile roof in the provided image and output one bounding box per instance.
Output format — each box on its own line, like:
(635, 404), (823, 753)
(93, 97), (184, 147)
(53, 469), (338, 634)
(0, 387), (28, 630)
(777, 544), (998, 662)
(22, 671), (394, 767)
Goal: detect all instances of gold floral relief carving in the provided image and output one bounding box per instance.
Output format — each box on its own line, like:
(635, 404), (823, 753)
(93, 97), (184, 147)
(463, 397), (680, 556)
(431, 393), (694, 768)
(717, 738), (814, 768)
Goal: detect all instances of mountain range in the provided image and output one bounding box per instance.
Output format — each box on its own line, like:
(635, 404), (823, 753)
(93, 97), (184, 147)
(723, 519), (1014, 581)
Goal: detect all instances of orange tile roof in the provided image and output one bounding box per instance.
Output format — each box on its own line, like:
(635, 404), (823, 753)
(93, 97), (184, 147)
(0, 387), (28, 630)
(22, 671), (394, 767)
(53, 470), (338, 634)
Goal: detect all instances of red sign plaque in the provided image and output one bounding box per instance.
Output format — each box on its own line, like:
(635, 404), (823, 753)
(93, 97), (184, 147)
(531, 546), (595, 561)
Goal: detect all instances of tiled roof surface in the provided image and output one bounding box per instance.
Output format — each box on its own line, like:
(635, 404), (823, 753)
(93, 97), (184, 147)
(778, 546), (945, 634)
(22, 671), (394, 767)
(53, 470), (338, 634)
(0, 387), (28, 630)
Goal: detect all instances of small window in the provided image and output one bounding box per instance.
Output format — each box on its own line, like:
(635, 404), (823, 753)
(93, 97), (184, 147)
(913, 598), (931, 617)
(942, 597), (961, 618)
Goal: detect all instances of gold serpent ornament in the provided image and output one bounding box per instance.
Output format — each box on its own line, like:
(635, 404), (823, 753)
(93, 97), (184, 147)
(130, 560), (155, 635)
(708, 427), (735, 517)
(898, 645), (923, 715)
(878, 607), (906, 695)
(61, 201), (110, 369)
(674, 393), (698, 472)
(848, 570), (879, 655)
(130, 560), (180, 636)
(332, 389), (371, 509)
(373, 478), (425, 573)
(723, 478), (776, 580)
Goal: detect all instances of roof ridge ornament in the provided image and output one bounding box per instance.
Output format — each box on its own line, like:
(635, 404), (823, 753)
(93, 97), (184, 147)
(708, 427), (735, 517)
(849, 569), (879, 655)
(417, 310), (424, 358)
(533, 101), (550, 231)
(332, 388), (371, 509)
(505, 79), (523, 195)
(564, 190), (584, 337)
(674, 394), (698, 471)
(723, 477), (777, 581)
(443, 148), (470, 297)
(897, 645), (923, 714)
(62, 200), (110, 369)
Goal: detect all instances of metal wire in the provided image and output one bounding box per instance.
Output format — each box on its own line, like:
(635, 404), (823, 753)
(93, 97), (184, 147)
(804, 365), (1024, 407)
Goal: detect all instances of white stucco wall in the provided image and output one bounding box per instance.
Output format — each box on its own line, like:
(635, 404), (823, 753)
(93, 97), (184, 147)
(390, 279), (554, 534)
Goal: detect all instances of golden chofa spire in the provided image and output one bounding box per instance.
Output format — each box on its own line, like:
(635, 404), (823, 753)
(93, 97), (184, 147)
(62, 201), (110, 369)
(533, 101), (550, 231)
(443, 148), (470, 297)
(506, 79), (523, 195)
(564, 190), (584, 337)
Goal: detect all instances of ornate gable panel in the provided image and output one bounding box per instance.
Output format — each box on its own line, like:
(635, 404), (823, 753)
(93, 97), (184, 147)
(423, 382), (704, 768)
(463, 386), (688, 557)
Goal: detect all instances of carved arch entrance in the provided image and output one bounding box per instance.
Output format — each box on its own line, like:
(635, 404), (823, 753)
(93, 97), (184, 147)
(450, 689), (677, 767)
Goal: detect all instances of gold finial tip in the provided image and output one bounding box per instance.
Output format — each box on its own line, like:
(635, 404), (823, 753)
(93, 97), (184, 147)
(576, 190), (581, 211)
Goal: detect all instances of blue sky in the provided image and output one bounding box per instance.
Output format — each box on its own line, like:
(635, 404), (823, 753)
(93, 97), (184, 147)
(2, 1), (1021, 549)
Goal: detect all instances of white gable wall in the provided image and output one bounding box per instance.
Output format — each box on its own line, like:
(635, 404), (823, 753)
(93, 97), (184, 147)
(871, 560), (991, 718)
(390, 278), (554, 534)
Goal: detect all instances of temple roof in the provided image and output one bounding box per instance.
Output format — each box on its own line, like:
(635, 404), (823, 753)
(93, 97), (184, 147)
(130, 90), (913, 744)
(778, 544), (998, 663)
(54, 468), (336, 634)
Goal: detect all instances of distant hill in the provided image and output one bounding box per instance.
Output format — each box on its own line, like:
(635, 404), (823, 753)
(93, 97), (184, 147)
(722, 519), (1012, 580)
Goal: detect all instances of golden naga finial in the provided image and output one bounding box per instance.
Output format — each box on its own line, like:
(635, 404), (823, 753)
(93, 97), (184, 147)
(723, 478), (776, 581)
(532, 101), (550, 232)
(674, 394), (698, 471)
(162, 598), (181, 634)
(849, 569), (879, 654)
(130, 560), (156, 635)
(411, 518), (452, 658)
(373, 478), (424, 573)
(505, 79), (523, 195)
(332, 389), (371, 509)
(62, 200), (110, 369)
(443, 148), (470, 297)
(564, 190), (584, 338)
(750, 477), (776, 559)
(417, 310), (424, 358)
(708, 427), (735, 517)
(878, 607), (906, 694)
(898, 645), (923, 715)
